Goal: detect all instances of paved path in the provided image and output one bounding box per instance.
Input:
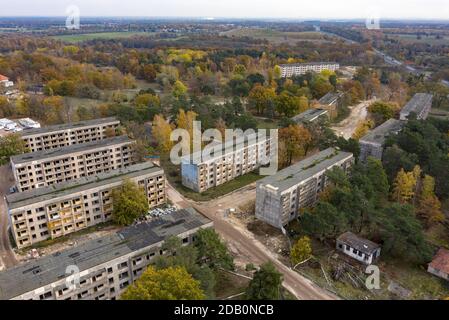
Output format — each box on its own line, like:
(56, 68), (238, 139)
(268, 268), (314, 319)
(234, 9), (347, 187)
(0, 165), (18, 269)
(331, 99), (374, 139)
(166, 181), (338, 300)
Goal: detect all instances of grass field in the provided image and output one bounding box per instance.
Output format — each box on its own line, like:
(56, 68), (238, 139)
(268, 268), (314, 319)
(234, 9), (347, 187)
(385, 33), (449, 45)
(220, 28), (330, 44)
(51, 31), (153, 43)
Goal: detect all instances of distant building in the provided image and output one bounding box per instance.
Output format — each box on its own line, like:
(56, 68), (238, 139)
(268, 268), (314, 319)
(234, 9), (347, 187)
(0, 118), (17, 131)
(18, 118), (41, 129)
(291, 108), (328, 124)
(0, 74), (14, 88)
(428, 248), (449, 282)
(359, 119), (405, 163)
(336, 232), (381, 265)
(255, 148), (354, 229)
(6, 162), (166, 249)
(400, 93), (433, 121)
(182, 133), (273, 193)
(279, 62), (340, 78)
(318, 91), (345, 119)
(0, 207), (211, 300)
(11, 136), (135, 192)
(21, 117), (120, 153)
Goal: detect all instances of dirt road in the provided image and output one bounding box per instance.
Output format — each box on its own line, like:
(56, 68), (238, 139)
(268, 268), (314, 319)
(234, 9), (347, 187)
(331, 99), (375, 139)
(167, 181), (338, 300)
(0, 165), (18, 270)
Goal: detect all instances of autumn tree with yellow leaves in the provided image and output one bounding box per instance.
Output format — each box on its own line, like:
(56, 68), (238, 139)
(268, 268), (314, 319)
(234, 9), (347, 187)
(391, 168), (417, 204)
(152, 114), (173, 153)
(120, 266), (205, 300)
(417, 175), (444, 227)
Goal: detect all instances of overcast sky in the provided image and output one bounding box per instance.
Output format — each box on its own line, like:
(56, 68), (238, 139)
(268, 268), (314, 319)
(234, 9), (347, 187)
(1, 0), (449, 20)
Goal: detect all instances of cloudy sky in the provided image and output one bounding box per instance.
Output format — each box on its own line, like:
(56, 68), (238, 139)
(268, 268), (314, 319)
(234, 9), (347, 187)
(1, 0), (448, 20)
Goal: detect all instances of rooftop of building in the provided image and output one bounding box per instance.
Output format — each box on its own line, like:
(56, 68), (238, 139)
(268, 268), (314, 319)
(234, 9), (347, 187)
(429, 248), (449, 276)
(257, 148), (353, 193)
(11, 135), (133, 165)
(318, 91), (344, 106)
(6, 162), (163, 209)
(291, 108), (328, 123)
(279, 62), (339, 68)
(0, 207), (212, 300)
(359, 119), (405, 145)
(182, 131), (270, 164)
(400, 93), (433, 115)
(0, 74), (9, 81)
(337, 232), (380, 255)
(20, 117), (119, 137)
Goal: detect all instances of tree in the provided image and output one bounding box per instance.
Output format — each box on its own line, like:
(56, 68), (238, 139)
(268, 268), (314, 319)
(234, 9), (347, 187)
(302, 202), (348, 241)
(248, 84), (276, 115)
(368, 101), (398, 126)
(112, 179), (149, 226)
(275, 91), (302, 117)
(417, 175), (444, 227)
(195, 228), (234, 270)
(290, 236), (312, 265)
(0, 134), (29, 165)
(377, 204), (432, 264)
(176, 109), (198, 147)
(121, 266), (205, 300)
(279, 125), (312, 167)
(352, 120), (374, 140)
(152, 114), (173, 153)
(391, 168), (417, 204)
(172, 80), (188, 99)
(246, 262), (283, 300)
(153, 236), (216, 298)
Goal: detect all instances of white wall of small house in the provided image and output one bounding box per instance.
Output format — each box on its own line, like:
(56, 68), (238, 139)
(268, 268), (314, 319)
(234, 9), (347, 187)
(336, 242), (378, 265)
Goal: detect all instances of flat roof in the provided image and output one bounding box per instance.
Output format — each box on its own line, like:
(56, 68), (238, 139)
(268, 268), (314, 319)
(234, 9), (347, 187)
(291, 108), (328, 123)
(257, 148), (353, 193)
(20, 117), (119, 137)
(11, 136), (133, 165)
(337, 232), (380, 255)
(0, 207), (212, 300)
(279, 62), (339, 68)
(359, 119), (405, 145)
(182, 132), (270, 164)
(400, 93), (433, 115)
(6, 162), (163, 210)
(319, 91), (344, 105)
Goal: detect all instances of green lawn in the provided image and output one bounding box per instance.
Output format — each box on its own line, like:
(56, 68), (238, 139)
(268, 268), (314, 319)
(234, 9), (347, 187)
(220, 28), (330, 44)
(50, 31), (153, 43)
(161, 156), (263, 202)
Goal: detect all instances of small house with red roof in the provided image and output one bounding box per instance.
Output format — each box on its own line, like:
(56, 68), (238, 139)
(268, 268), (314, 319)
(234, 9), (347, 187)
(0, 74), (14, 88)
(428, 248), (449, 282)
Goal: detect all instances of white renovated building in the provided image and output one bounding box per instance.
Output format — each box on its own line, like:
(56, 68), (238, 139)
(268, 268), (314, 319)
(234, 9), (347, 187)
(336, 232), (381, 265)
(279, 62), (340, 78)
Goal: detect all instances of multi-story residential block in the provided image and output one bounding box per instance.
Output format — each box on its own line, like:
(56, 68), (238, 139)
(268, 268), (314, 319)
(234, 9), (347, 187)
(279, 62), (340, 78)
(399, 93), (433, 121)
(359, 119), (405, 163)
(6, 162), (166, 249)
(255, 148), (354, 229)
(0, 207), (212, 300)
(181, 134), (273, 193)
(11, 136), (135, 192)
(21, 117), (120, 153)
(318, 91), (346, 119)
